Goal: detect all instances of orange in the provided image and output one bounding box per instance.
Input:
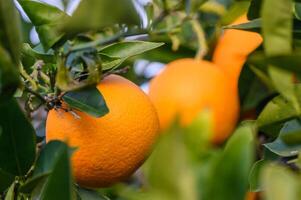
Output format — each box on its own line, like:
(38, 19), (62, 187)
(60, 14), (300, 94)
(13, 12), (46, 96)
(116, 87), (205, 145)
(213, 14), (263, 88)
(148, 59), (239, 143)
(245, 192), (257, 200)
(46, 75), (159, 188)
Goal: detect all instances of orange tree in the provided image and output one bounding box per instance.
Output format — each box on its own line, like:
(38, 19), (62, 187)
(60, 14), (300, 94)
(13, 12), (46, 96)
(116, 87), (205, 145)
(1, 0), (301, 199)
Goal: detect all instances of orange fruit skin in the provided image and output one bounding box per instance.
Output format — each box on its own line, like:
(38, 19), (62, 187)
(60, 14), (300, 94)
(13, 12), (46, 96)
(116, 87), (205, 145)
(245, 192), (257, 200)
(46, 75), (159, 188)
(213, 15), (263, 89)
(148, 59), (239, 144)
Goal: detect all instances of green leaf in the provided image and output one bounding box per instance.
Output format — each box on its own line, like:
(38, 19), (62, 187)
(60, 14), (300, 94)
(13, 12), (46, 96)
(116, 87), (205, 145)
(264, 119), (301, 157)
(224, 18), (261, 33)
(294, 3), (301, 20)
(0, 46), (20, 100)
(0, 98), (36, 176)
(21, 43), (55, 64)
(98, 40), (163, 70)
(0, 0), (22, 64)
(63, 86), (109, 118)
(261, 0), (293, 56)
(143, 125), (198, 200)
(4, 182), (15, 200)
(247, 0), (262, 20)
(249, 159), (267, 192)
(261, 165), (300, 200)
(257, 96), (298, 128)
(203, 123), (255, 200)
(20, 140), (71, 193)
(18, 0), (69, 50)
(62, 0), (141, 34)
(0, 169), (14, 192)
(31, 140), (73, 200)
(268, 66), (300, 113)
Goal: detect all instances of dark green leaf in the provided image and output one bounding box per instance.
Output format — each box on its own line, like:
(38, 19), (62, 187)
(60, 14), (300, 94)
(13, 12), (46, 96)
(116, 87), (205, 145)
(264, 119), (301, 157)
(21, 43), (55, 64)
(0, 0), (22, 64)
(261, 0), (293, 56)
(0, 46), (20, 100)
(19, 0), (69, 50)
(225, 18), (261, 32)
(203, 123), (255, 200)
(247, 0), (262, 20)
(31, 140), (73, 200)
(0, 98), (36, 176)
(0, 169), (14, 192)
(294, 3), (301, 20)
(62, 0), (141, 34)
(63, 87), (109, 118)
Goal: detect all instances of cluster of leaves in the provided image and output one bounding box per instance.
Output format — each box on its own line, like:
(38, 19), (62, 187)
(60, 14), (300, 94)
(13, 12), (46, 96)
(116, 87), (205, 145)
(2, 0), (301, 199)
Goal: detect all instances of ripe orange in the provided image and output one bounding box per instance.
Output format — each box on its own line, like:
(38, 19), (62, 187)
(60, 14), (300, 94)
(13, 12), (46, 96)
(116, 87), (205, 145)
(148, 59), (239, 144)
(46, 75), (159, 188)
(245, 192), (257, 200)
(213, 15), (263, 88)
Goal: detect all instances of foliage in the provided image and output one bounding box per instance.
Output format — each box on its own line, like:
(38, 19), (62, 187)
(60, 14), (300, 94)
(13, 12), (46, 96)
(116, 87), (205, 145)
(1, 0), (301, 199)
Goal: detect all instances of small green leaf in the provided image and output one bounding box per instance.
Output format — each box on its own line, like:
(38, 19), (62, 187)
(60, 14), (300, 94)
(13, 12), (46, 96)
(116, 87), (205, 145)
(62, 0), (141, 34)
(31, 141), (74, 200)
(63, 87), (109, 118)
(264, 119), (301, 157)
(257, 96), (297, 128)
(0, 0), (22, 64)
(19, 0), (69, 50)
(0, 98), (36, 176)
(294, 3), (301, 20)
(261, 165), (300, 200)
(99, 41), (164, 59)
(261, 0), (293, 56)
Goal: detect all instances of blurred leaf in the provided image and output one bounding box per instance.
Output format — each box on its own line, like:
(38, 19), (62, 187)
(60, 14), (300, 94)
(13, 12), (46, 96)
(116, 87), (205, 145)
(247, 0), (262, 20)
(294, 3), (301, 20)
(225, 18), (261, 32)
(0, 98), (36, 176)
(5, 182), (15, 200)
(221, 1), (250, 25)
(143, 125), (198, 200)
(19, 0), (69, 50)
(63, 86), (109, 118)
(62, 0), (141, 34)
(203, 123), (255, 200)
(249, 159), (267, 192)
(264, 119), (301, 157)
(100, 55), (124, 71)
(0, 46), (20, 100)
(268, 66), (300, 113)
(261, 0), (293, 56)
(77, 188), (108, 200)
(261, 165), (300, 200)
(0, 169), (14, 192)
(0, 0), (22, 64)
(31, 140), (73, 200)
(257, 96), (298, 128)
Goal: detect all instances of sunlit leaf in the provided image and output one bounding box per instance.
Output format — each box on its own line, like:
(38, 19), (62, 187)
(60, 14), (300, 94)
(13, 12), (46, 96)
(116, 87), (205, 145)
(19, 0), (69, 50)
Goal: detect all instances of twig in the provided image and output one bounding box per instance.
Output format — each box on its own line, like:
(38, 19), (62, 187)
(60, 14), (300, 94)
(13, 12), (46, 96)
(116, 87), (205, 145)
(102, 66), (130, 79)
(24, 87), (46, 103)
(190, 19), (208, 60)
